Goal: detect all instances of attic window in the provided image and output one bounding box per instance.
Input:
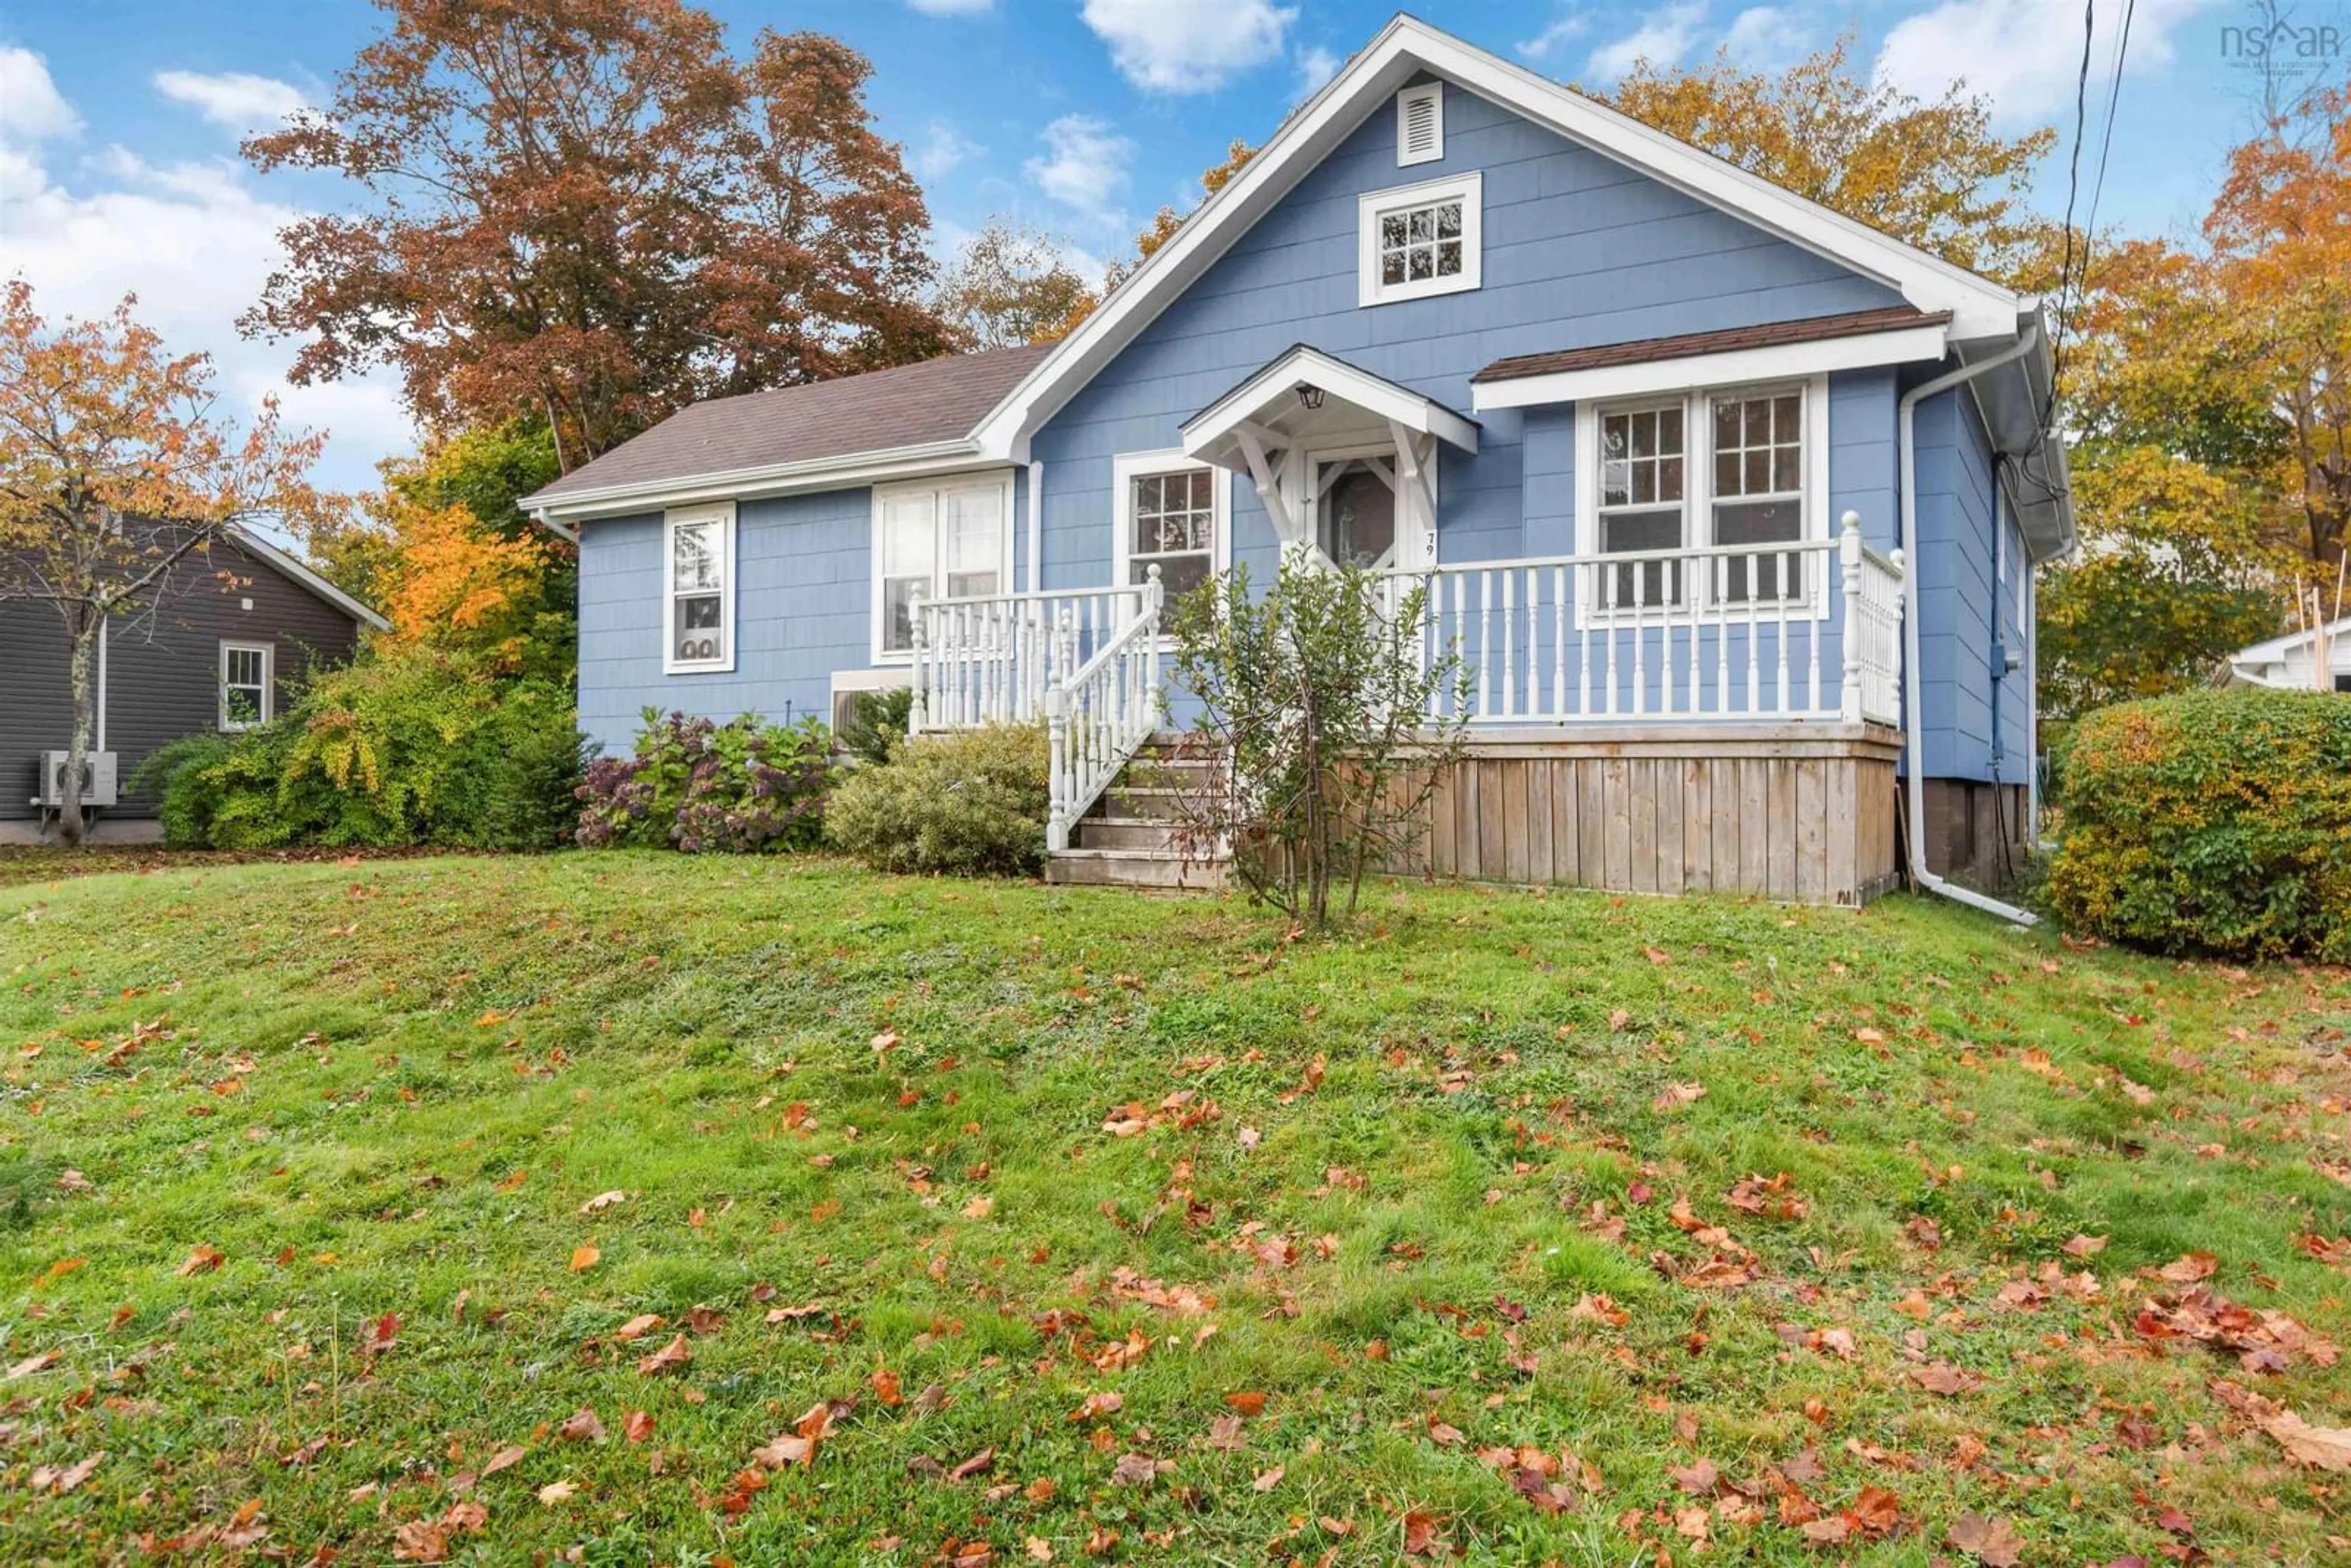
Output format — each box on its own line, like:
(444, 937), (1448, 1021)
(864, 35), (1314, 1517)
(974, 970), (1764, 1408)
(1357, 172), (1483, 307)
(1397, 83), (1442, 165)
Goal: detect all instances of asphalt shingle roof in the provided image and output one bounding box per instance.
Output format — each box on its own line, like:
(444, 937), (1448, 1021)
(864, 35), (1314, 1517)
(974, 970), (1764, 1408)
(1470, 305), (1947, 384)
(531, 343), (1052, 504)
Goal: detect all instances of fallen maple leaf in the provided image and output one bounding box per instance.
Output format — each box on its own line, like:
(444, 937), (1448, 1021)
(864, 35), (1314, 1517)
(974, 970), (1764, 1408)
(612, 1313), (664, 1341)
(482, 1443), (527, 1476)
(579, 1190), (627, 1214)
(1253, 1465), (1283, 1491)
(391, 1519), (448, 1562)
(568, 1242), (600, 1273)
(2158, 1251), (2218, 1283)
(1652, 1080), (1706, 1111)
(623, 1410), (654, 1444)
(534, 1480), (575, 1506)
(636, 1333), (691, 1376)
(1110, 1452), (1158, 1487)
(2260, 1406), (2351, 1471)
(1948, 1509), (2025, 1566)
(558, 1408), (604, 1442)
(1913, 1362), (1983, 1396)
(176, 1244), (224, 1277)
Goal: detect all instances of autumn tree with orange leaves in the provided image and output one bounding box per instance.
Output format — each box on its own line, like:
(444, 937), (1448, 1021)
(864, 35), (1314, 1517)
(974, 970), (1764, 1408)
(1600, 34), (2056, 285)
(241, 0), (951, 472)
(2039, 90), (2350, 716)
(0, 283), (338, 844)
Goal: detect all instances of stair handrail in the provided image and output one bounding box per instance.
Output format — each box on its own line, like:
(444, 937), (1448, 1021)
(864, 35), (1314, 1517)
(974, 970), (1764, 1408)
(1044, 565), (1164, 853)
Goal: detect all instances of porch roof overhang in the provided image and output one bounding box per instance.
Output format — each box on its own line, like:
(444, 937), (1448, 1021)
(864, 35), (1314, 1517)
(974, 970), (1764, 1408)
(1179, 345), (1480, 473)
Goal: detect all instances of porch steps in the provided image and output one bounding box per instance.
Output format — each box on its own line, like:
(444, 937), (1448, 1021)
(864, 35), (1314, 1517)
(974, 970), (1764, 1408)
(1044, 735), (1227, 891)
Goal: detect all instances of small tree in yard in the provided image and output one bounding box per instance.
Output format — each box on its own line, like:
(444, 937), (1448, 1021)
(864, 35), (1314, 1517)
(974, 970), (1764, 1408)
(0, 283), (336, 846)
(1166, 552), (1471, 928)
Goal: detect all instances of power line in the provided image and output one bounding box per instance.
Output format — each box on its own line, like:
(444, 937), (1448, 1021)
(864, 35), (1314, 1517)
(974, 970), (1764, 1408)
(2042, 0), (2099, 434)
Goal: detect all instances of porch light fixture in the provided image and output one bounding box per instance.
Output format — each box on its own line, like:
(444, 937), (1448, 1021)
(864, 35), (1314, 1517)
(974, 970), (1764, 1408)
(1294, 383), (1325, 411)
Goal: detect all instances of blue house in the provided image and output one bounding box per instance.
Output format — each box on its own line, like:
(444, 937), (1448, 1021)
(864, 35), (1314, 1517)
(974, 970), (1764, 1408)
(527, 15), (2072, 906)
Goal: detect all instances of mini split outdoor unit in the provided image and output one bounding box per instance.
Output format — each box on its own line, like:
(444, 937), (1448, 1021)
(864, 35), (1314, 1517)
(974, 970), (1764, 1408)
(37, 751), (119, 809)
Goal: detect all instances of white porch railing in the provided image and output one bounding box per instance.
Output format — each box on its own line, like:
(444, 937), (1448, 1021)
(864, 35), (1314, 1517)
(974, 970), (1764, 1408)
(1374, 514), (1904, 726)
(1046, 568), (1165, 852)
(911, 585), (1153, 733)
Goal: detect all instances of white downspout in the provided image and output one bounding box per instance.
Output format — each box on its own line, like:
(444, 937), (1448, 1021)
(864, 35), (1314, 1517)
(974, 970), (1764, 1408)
(1897, 323), (2041, 927)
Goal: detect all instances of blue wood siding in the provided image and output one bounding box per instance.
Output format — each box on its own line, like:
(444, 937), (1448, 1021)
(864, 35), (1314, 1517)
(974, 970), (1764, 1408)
(578, 489), (874, 753)
(1032, 77), (1900, 583)
(1907, 386), (2017, 782)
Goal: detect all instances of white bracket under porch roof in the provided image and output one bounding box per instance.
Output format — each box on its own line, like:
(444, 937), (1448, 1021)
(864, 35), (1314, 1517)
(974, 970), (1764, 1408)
(1178, 344), (1478, 550)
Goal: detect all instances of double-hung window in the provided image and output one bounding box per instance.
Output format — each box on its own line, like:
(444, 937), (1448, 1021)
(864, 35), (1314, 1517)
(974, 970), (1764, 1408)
(219, 640), (272, 730)
(665, 503), (735, 673)
(1586, 378), (1821, 615)
(873, 475), (1010, 659)
(1709, 388), (1805, 601)
(1113, 452), (1226, 601)
(1597, 403), (1687, 609)
(1357, 172), (1482, 307)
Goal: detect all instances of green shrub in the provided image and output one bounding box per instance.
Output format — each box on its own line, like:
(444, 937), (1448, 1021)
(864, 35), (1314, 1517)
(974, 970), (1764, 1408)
(824, 724), (1049, 877)
(838, 686), (913, 767)
(576, 709), (830, 852)
(146, 647), (588, 850)
(2047, 689), (2351, 962)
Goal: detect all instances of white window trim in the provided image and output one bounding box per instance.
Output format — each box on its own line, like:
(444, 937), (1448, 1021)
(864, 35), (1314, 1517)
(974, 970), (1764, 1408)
(870, 471), (1016, 666)
(1111, 451), (1232, 617)
(219, 639), (273, 732)
(663, 501), (738, 675)
(1396, 82), (1442, 166)
(1572, 374), (1831, 625)
(1357, 170), (1482, 308)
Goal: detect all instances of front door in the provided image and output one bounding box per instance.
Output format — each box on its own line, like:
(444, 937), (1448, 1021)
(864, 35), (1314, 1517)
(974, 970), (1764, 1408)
(1301, 441), (1430, 570)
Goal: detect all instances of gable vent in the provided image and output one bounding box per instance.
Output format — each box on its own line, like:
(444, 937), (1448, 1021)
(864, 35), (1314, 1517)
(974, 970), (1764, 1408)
(1397, 83), (1442, 167)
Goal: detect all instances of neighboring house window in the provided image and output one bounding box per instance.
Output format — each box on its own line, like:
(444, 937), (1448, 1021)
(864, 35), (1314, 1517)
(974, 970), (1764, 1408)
(872, 474), (1012, 660)
(664, 503), (736, 674)
(1396, 83), (1442, 165)
(1114, 452), (1228, 600)
(2336, 672), (2351, 694)
(1357, 172), (1482, 306)
(1583, 377), (1827, 616)
(219, 640), (272, 730)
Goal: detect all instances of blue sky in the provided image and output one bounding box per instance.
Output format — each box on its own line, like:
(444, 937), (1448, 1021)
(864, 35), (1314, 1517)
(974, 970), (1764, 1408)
(0, 0), (2311, 493)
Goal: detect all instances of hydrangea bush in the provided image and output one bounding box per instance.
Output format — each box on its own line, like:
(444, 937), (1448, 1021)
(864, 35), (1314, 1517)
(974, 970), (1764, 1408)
(577, 709), (831, 853)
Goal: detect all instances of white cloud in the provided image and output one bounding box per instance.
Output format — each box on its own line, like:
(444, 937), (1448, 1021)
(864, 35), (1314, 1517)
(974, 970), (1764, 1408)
(1876, 0), (2215, 124)
(1720, 7), (1810, 71)
(1024, 114), (1133, 215)
(1515, 10), (1592, 64)
(906, 0), (994, 13)
(1588, 4), (1707, 82)
(1079, 0), (1297, 93)
(0, 69), (413, 495)
(1294, 45), (1341, 100)
(913, 121), (981, 182)
(152, 70), (309, 137)
(0, 47), (81, 144)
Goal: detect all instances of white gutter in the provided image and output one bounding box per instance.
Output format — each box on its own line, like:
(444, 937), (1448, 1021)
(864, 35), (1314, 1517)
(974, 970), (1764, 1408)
(1897, 323), (2042, 928)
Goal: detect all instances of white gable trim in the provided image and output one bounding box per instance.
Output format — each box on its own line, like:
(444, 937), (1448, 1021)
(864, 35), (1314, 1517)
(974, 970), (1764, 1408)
(2233, 613), (2351, 664)
(971, 15), (2027, 462)
(228, 524), (390, 631)
(1471, 320), (1951, 411)
(1181, 345), (1480, 460)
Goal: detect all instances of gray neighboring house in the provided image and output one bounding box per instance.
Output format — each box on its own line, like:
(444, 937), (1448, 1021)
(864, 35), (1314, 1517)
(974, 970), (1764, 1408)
(2, 525), (388, 844)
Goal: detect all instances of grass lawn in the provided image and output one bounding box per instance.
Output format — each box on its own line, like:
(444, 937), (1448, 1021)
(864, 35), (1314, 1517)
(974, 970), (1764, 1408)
(5, 853), (2349, 1566)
